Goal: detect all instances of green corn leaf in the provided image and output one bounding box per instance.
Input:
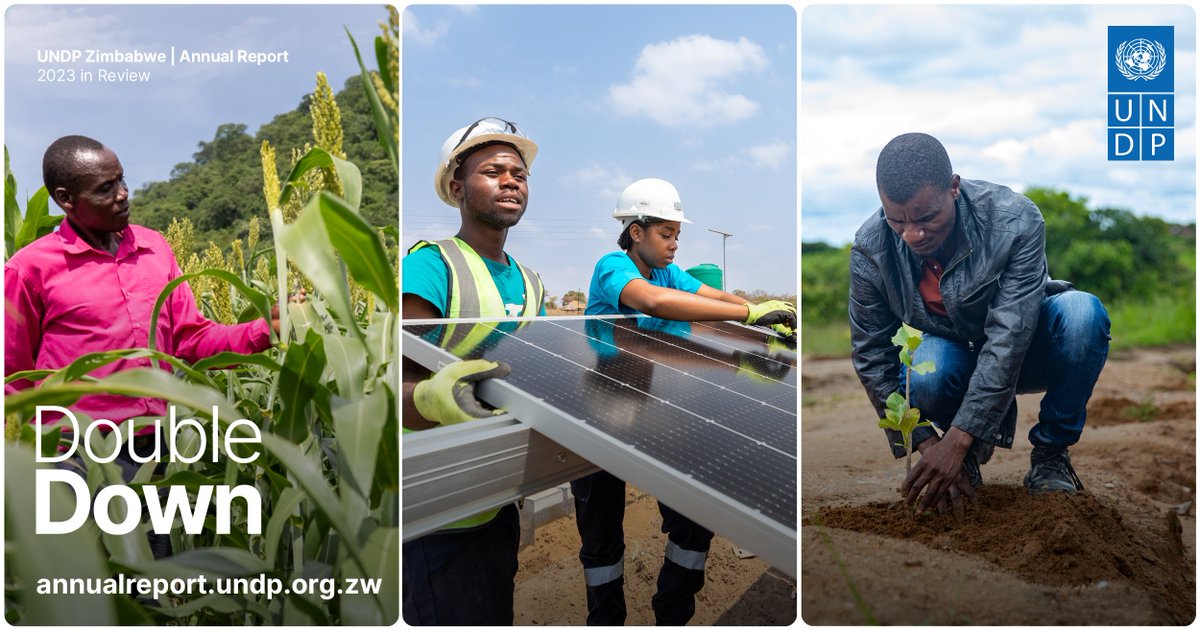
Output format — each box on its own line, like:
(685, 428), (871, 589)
(347, 27), (398, 171)
(5, 368), (241, 422)
(264, 487), (306, 567)
(275, 329), (328, 443)
(340, 525), (399, 625)
(314, 191), (398, 313)
(278, 146), (362, 211)
(333, 387), (387, 501)
(374, 36), (396, 98)
(147, 268), (273, 354)
(86, 458), (155, 569)
(5, 146), (23, 259)
(191, 351), (283, 373)
(324, 335), (368, 399)
(14, 187), (55, 252)
(5, 445), (118, 625)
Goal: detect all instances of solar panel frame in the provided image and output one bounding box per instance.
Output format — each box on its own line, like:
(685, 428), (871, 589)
(402, 314), (797, 578)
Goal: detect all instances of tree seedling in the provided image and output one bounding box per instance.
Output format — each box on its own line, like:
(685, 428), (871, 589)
(877, 323), (937, 475)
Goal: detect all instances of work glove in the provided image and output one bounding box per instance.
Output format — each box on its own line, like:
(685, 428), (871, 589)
(744, 300), (797, 329)
(413, 359), (511, 426)
(770, 322), (796, 339)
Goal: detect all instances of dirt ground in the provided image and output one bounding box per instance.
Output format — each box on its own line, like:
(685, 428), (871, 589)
(514, 486), (798, 625)
(801, 345), (1197, 625)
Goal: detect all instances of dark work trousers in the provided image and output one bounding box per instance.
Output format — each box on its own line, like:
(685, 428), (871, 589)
(56, 433), (173, 559)
(571, 471), (714, 626)
(402, 502), (521, 626)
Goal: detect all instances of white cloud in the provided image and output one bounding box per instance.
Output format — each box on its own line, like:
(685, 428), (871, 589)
(608, 34), (768, 127)
(403, 10), (448, 47)
(455, 5), (479, 16)
(746, 141), (791, 169)
(559, 164), (634, 199)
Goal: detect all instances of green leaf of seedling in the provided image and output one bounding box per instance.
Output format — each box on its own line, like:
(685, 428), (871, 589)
(916, 420), (933, 428)
(890, 326), (909, 348)
(898, 347), (912, 368)
(910, 361), (936, 375)
(885, 391), (907, 416)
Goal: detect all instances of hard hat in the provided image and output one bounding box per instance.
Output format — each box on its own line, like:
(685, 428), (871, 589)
(613, 178), (691, 225)
(434, 117), (538, 207)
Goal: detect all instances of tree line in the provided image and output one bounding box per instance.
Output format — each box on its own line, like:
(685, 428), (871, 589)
(802, 187), (1196, 327)
(131, 75), (397, 253)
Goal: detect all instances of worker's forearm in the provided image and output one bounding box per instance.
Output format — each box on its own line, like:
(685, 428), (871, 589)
(635, 289), (748, 322)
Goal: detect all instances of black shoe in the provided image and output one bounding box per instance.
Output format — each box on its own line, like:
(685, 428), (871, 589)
(962, 451), (983, 489)
(1024, 446), (1084, 494)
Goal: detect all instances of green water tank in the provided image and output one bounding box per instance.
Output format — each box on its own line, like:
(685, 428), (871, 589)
(685, 263), (723, 290)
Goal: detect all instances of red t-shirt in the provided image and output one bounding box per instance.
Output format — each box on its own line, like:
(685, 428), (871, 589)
(918, 259), (948, 317)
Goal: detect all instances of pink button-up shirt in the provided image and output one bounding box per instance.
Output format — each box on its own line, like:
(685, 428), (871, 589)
(4, 220), (271, 425)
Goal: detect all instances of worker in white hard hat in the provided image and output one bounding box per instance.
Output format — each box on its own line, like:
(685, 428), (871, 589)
(401, 117), (544, 625)
(572, 177), (796, 625)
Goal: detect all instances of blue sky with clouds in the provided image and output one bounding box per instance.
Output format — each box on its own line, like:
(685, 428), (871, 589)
(402, 4), (797, 297)
(5, 4), (389, 208)
(802, 4), (1196, 246)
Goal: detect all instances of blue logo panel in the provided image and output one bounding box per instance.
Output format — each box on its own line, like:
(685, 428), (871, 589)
(1141, 128), (1174, 161)
(1107, 129), (1140, 161)
(1141, 94), (1173, 126)
(1108, 26), (1174, 92)
(1108, 95), (1139, 127)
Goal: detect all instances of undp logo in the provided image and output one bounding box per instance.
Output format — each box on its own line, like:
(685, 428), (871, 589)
(1107, 26), (1174, 161)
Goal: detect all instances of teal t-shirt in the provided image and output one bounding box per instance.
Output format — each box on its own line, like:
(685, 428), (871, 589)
(585, 251), (702, 316)
(402, 243), (545, 317)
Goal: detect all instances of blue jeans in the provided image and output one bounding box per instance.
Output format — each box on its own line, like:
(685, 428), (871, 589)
(402, 503), (520, 625)
(901, 291), (1110, 451)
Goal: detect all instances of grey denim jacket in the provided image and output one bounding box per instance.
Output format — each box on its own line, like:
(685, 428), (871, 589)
(849, 179), (1065, 458)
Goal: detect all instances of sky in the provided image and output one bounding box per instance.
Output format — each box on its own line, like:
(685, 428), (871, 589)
(4, 4), (391, 210)
(401, 4), (798, 297)
(802, 4), (1197, 245)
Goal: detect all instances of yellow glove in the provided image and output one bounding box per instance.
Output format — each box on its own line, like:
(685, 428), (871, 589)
(413, 359), (510, 426)
(744, 300), (797, 328)
(770, 322), (795, 339)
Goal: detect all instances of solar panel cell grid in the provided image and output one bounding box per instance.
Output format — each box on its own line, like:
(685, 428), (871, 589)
(404, 316), (797, 529)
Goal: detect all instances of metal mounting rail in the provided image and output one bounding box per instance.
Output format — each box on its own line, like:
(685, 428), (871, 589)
(402, 413), (597, 541)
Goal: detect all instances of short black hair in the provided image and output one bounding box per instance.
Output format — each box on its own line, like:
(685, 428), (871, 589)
(452, 140), (523, 181)
(617, 217), (668, 250)
(43, 135), (106, 194)
(875, 132), (954, 204)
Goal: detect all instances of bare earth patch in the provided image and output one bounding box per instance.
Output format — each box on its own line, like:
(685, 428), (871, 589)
(802, 345), (1196, 625)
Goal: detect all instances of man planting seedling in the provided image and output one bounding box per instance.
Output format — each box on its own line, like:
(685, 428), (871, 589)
(850, 132), (1111, 516)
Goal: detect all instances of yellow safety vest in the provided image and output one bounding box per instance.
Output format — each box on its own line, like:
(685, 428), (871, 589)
(406, 237), (544, 530)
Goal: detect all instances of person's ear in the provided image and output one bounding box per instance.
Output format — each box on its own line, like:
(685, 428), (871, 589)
(630, 223), (643, 244)
(449, 179), (464, 204)
(52, 187), (74, 213)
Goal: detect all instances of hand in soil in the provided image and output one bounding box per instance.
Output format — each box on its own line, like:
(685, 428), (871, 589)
(901, 427), (976, 514)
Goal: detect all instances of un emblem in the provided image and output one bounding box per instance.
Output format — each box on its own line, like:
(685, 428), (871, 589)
(1115, 38), (1167, 81)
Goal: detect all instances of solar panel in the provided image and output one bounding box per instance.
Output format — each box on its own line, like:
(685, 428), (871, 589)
(402, 315), (797, 577)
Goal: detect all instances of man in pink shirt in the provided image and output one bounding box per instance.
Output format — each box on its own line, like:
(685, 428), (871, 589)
(5, 135), (285, 555)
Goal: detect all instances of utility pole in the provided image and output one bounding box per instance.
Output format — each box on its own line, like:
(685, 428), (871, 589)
(707, 228), (733, 291)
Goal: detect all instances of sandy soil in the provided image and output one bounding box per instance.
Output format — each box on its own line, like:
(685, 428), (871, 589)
(514, 487), (798, 625)
(801, 345), (1197, 625)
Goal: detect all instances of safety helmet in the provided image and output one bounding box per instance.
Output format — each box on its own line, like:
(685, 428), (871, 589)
(613, 178), (691, 225)
(434, 117), (538, 207)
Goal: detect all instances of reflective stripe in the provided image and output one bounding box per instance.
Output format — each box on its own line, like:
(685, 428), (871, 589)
(583, 557), (624, 587)
(410, 238), (542, 319)
(664, 541), (707, 571)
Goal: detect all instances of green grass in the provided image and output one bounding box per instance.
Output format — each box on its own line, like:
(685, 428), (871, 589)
(801, 320), (852, 357)
(800, 291), (1195, 357)
(1108, 293), (1195, 350)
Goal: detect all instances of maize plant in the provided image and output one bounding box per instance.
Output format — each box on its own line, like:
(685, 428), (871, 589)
(3, 19), (400, 625)
(876, 323), (936, 475)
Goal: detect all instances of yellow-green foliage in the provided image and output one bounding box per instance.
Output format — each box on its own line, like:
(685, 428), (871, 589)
(312, 72), (345, 160)
(247, 216), (261, 256)
(164, 217), (195, 268)
(260, 141), (282, 213)
(202, 242), (234, 324)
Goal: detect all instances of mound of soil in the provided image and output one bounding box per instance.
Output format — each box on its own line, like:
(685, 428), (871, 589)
(802, 345), (1197, 625)
(810, 486), (1194, 624)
